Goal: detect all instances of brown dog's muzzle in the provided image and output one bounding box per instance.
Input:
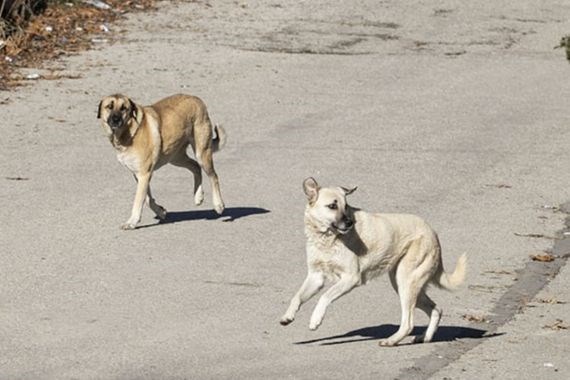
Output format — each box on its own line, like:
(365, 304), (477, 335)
(107, 112), (124, 130)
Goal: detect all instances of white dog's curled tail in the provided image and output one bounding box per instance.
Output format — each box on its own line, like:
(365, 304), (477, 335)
(435, 253), (467, 290)
(212, 124), (227, 152)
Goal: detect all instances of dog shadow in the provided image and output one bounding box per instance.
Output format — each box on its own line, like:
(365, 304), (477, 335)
(294, 324), (503, 346)
(137, 206), (270, 229)
(163, 206), (270, 223)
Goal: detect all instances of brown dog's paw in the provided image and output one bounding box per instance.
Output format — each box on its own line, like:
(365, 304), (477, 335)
(155, 206), (167, 220)
(121, 222), (137, 230)
(214, 202), (225, 215)
(194, 186), (204, 206)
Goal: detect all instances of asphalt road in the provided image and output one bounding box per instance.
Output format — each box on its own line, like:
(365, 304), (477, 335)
(1, 1), (570, 379)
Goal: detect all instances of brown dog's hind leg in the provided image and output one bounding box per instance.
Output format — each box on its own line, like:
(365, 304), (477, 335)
(193, 123), (224, 215)
(171, 150), (204, 206)
(146, 185), (167, 220)
(199, 150), (224, 214)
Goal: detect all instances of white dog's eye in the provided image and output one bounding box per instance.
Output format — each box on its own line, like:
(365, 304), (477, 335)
(327, 203), (338, 210)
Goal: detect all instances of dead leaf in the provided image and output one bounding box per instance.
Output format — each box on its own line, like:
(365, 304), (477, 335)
(444, 50), (467, 56)
(42, 73), (82, 80)
(484, 183), (512, 189)
(536, 297), (566, 305)
(484, 270), (514, 275)
(543, 319), (569, 330)
(530, 253), (555, 262)
(463, 314), (489, 323)
(47, 116), (66, 123)
(468, 284), (504, 293)
(515, 232), (551, 239)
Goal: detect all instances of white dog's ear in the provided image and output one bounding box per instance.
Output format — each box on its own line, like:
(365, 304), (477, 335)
(303, 177), (319, 203)
(342, 186), (358, 196)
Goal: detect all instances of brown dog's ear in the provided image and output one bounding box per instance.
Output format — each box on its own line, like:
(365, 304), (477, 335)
(341, 186), (358, 196)
(129, 98), (137, 118)
(303, 177), (319, 203)
(97, 100), (102, 119)
(129, 98), (143, 124)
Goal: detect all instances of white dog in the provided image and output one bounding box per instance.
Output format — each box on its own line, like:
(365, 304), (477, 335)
(280, 177), (467, 346)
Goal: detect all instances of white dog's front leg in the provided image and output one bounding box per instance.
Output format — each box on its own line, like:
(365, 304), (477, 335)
(122, 173), (151, 230)
(309, 275), (359, 330)
(280, 272), (324, 326)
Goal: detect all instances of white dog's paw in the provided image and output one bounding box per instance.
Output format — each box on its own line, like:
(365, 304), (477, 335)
(120, 222), (137, 230)
(194, 186), (204, 206)
(412, 335), (425, 344)
(309, 309), (324, 330)
(309, 317), (322, 331)
(280, 316), (294, 326)
(378, 339), (397, 347)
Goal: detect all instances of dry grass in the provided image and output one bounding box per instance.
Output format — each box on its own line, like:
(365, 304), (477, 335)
(0, 0), (155, 90)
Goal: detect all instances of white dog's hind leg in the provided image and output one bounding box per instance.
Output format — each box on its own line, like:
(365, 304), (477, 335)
(309, 274), (359, 330)
(391, 270), (441, 344)
(380, 256), (427, 346)
(281, 272), (324, 326)
(379, 278), (417, 346)
(412, 292), (441, 343)
(381, 238), (437, 346)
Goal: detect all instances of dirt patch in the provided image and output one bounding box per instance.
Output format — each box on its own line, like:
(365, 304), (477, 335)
(0, 0), (155, 90)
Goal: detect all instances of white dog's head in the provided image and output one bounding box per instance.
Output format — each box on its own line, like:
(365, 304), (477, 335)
(303, 177), (357, 235)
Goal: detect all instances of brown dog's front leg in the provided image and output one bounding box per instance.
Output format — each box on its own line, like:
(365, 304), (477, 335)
(122, 173), (151, 230)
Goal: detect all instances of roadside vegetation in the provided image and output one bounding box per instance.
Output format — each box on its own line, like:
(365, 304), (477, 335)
(0, 0), (155, 89)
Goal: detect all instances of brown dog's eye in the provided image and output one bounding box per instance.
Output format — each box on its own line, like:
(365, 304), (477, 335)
(120, 105), (127, 111)
(327, 203), (338, 210)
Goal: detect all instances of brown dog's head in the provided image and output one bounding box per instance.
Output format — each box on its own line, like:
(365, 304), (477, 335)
(303, 177), (357, 235)
(97, 94), (143, 137)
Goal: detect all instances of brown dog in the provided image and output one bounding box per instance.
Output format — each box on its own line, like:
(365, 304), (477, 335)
(97, 93), (226, 229)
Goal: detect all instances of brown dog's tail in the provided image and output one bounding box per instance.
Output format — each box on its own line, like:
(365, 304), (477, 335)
(434, 253), (467, 290)
(212, 124), (227, 153)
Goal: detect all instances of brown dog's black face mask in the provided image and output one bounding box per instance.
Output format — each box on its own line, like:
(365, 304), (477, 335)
(98, 96), (138, 132)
